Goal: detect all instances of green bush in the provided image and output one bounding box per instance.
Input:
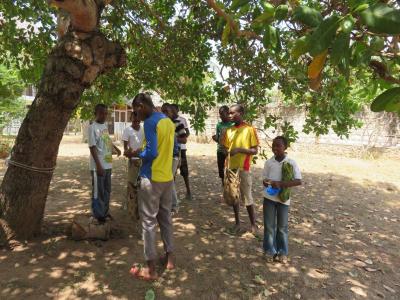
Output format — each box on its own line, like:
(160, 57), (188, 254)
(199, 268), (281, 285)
(0, 137), (13, 159)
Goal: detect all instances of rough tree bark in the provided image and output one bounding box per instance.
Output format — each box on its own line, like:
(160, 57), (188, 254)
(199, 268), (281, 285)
(0, 0), (125, 246)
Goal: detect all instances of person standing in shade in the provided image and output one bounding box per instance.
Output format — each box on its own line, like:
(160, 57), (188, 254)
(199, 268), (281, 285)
(170, 104), (191, 200)
(212, 105), (234, 186)
(161, 103), (186, 215)
(88, 104), (121, 223)
(222, 104), (259, 234)
(122, 111), (144, 234)
(129, 93), (176, 281)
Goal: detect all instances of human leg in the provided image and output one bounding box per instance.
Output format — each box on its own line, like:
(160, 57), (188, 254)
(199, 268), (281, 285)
(157, 181), (175, 269)
(171, 157), (180, 212)
(239, 170), (257, 231)
(138, 178), (160, 277)
(217, 151), (227, 185)
(276, 202), (289, 256)
(179, 150), (191, 199)
(91, 170), (108, 222)
(263, 198), (277, 256)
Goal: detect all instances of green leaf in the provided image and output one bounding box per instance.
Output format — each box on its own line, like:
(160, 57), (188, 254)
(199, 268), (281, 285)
(360, 3), (400, 34)
(340, 16), (355, 34)
(262, 2), (275, 15)
(331, 31), (351, 66)
(253, 10), (275, 24)
(230, 0), (250, 11)
(308, 15), (341, 56)
(221, 23), (231, 47)
(275, 4), (289, 21)
(263, 25), (278, 49)
(353, 3), (369, 13)
(371, 87), (400, 112)
(369, 36), (385, 51)
(291, 35), (310, 59)
(350, 41), (372, 66)
(145, 289), (156, 300)
(292, 6), (323, 28)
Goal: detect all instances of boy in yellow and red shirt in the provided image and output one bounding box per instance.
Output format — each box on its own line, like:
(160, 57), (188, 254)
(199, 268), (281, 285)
(222, 104), (259, 234)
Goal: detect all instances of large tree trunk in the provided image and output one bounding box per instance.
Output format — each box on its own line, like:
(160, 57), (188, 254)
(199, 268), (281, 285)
(0, 30), (125, 246)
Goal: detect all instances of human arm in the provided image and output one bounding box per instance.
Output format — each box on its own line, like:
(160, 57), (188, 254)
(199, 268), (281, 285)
(270, 160), (302, 189)
(230, 126), (259, 156)
(112, 144), (121, 157)
(138, 121), (158, 162)
(230, 146), (258, 156)
(270, 179), (302, 189)
(123, 141), (129, 152)
(177, 136), (187, 144)
(122, 128), (130, 153)
(181, 117), (190, 137)
(89, 146), (104, 176)
(185, 128), (190, 138)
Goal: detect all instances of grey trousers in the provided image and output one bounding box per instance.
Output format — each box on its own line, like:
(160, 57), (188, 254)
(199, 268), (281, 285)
(138, 178), (174, 261)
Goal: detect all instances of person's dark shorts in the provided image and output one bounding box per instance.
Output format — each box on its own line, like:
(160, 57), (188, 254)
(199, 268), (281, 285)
(217, 151), (227, 179)
(179, 149), (189, 177)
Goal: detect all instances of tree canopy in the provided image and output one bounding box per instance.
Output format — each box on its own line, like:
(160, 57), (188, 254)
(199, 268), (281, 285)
(0, 0), (399, 136)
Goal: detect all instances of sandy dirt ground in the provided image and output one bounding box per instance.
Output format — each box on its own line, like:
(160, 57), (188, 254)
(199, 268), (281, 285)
(0, 135), (399, 300)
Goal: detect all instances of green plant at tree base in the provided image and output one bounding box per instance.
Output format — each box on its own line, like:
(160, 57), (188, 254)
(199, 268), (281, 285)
(0, 0), (399, 139)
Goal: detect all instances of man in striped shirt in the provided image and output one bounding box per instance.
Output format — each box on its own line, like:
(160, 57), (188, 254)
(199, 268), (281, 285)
(129, 93), (176, 281)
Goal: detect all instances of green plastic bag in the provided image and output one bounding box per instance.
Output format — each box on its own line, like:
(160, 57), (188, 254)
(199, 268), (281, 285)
(279, 161), (294, 202)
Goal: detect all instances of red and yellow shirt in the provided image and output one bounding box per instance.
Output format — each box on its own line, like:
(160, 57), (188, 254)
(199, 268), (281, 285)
(222, 123), (259, 171)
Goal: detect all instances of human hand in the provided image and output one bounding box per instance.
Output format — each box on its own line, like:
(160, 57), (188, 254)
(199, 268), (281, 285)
(263, 179), (271, 187)
(116, 147), (122, 157)
(270, 181), (283, 189)
(230, 148), (241, 156)
(96, 165), (105, 177)
(132, 149), (142, 157)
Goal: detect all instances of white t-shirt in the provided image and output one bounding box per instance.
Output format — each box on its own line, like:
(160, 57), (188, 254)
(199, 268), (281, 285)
(88, 121), (113, 170)
(263, 156), (302, 205)
(122, 125), (144, 160)
(176, 116), (188, 150)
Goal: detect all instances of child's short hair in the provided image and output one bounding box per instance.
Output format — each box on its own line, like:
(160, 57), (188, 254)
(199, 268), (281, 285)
(219, 105), (229, 113)
(132, 93), (154, 108)
(170, 103), (179, 112)
(274, 136), (289, 147)
(94, 104), (107, 114)
(231, 104), (245, 115)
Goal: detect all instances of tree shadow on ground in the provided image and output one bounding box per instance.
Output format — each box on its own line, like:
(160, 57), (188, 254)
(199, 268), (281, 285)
(0, 154), (399, 300)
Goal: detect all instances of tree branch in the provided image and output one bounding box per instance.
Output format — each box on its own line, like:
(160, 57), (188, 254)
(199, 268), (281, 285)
(206, 0), (262, 41)
(138, 0), (166, 30)
(369, 60), (400, 84)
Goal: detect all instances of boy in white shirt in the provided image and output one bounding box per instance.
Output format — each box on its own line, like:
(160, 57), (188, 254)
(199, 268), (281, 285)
(122, 111), (144, 228)
(88, 104), (121, 223)
(262, 136), (302, 263)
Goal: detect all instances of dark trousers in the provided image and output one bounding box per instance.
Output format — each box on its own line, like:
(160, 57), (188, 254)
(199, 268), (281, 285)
(91, 169), (112, 221)
(217, 151), (227, 180)
(179, 149), (189, 177)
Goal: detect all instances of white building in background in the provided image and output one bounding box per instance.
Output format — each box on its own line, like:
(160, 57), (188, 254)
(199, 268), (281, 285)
(2, 85), (36, 136)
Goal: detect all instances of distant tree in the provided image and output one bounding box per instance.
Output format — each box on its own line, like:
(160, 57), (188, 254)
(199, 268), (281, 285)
(0, 65), (25, 132)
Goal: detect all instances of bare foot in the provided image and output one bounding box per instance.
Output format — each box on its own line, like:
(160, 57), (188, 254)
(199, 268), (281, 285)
(130, 265), (158, 281)
(160, 253), (175, 270)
